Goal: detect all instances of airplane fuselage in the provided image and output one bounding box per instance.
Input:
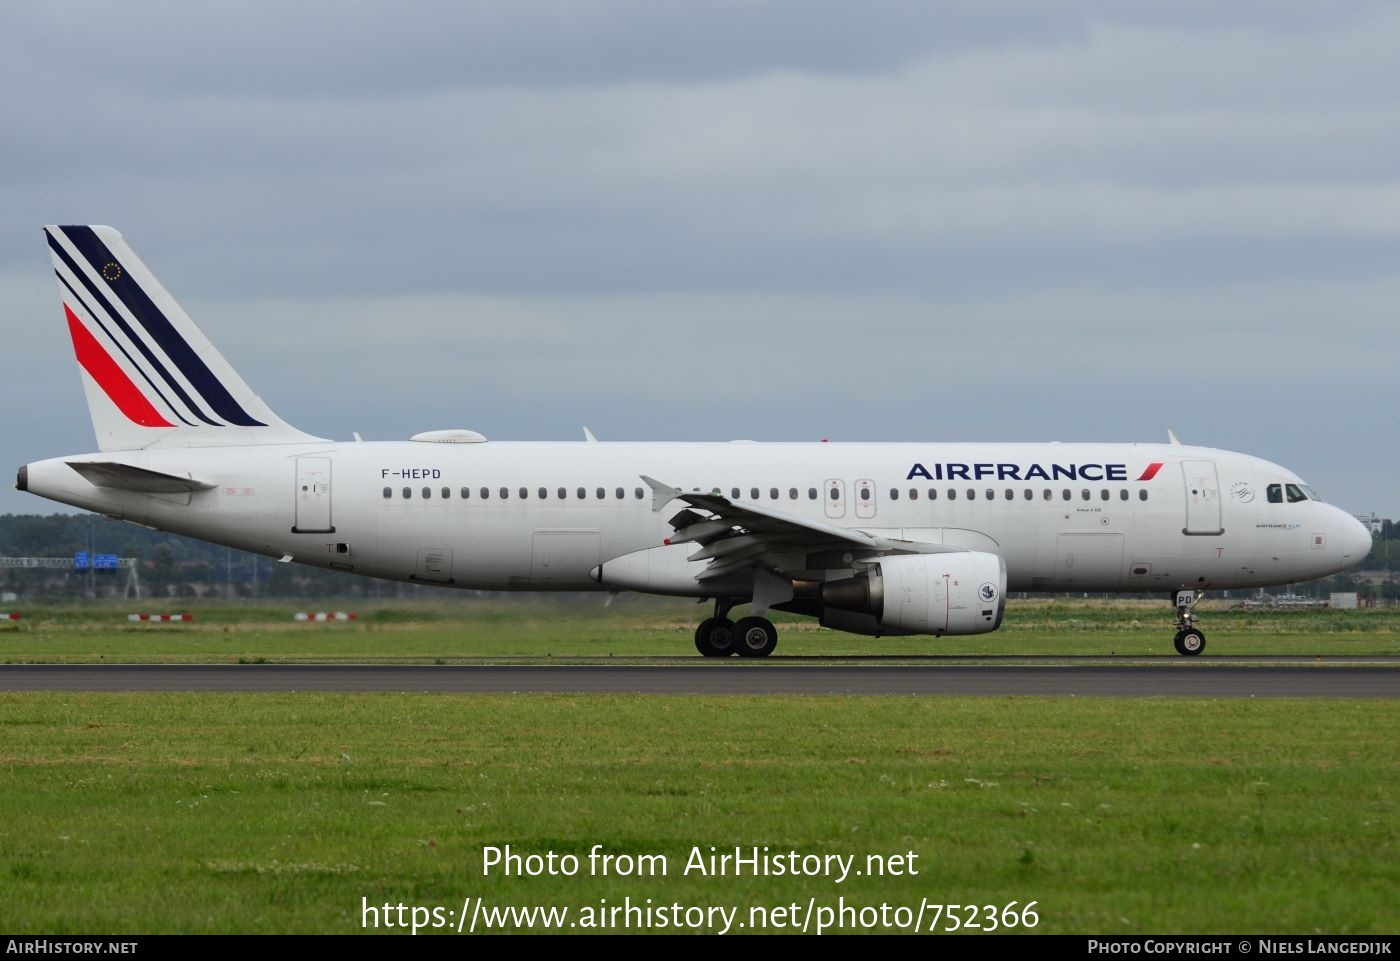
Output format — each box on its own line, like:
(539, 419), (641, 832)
(20, 440), (1369, 596)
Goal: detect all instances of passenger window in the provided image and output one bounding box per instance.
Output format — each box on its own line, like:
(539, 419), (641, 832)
(770, 487), (779, 500)
(1024, 489), (1032, 501)
(443, 487), (451, 499)
(519, 487), (528, 499)
(1119, 489), (1128, 501)
(985, 489), (994, 500)
(948, 489), (956, 501)
(402, 487), (411, 499)
(928, 488), (937, 500)
(382, 487), (391, 499)
(635, 487), (644, 499)
(1081, 489), (1090, 501)
(1043, 490), (1052, 501)
(859, 488), (870, 501)
(751, 487), (760, 500)
(500, 487), (509, 499)
(480, 487), (489, 499)
(909, 489), (918, 501)
(808, 488), (818, 500)
(616, 487), (625, 499)
(1100, 489), (1109, 501)
(462, 488), (471, 499)
(829, 487), (840, 501)
(732, 487), (740, 499)
(1286, 483), (1308, 503)
(558, 487), (567, 499)
(1139, 490), (1148, 501)
(789, 487), (798, 500)
(596, 487), (605, 499)
(1062, 489), (1071, 501)
(539, 487), (548, 499)
(423, 487), (431, 499)
(577, 487), (586, 499)
(890, 488), (899, 501)
(967, 489), (976, 500)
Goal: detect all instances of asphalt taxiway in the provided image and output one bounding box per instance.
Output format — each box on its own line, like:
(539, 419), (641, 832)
(2, 661), (1397, 697)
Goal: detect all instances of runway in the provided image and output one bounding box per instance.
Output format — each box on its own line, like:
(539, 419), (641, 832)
(2, 662), (1397, 697)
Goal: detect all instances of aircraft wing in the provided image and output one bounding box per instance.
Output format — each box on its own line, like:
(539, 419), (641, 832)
(640, 475), (963, 582)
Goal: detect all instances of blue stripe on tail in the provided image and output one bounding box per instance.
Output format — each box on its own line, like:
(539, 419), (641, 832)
(48, 231), (219, 427)
(59, 226), (267, 428)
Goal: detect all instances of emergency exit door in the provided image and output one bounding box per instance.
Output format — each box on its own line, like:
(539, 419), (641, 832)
(824, 479), (846, 519)
(854, 478), (878, 519)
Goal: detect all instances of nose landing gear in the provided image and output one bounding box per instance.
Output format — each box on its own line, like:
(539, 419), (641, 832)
(1172, 589), (1206, 656)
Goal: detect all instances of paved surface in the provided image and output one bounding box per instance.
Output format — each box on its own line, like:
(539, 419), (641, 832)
(2, 663), (1397, 697)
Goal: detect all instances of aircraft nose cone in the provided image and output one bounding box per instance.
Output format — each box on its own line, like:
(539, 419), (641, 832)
(1342, 514), (1373, 565)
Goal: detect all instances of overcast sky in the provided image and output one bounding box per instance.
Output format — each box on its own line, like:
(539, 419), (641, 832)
(1, 2), (1396, 519)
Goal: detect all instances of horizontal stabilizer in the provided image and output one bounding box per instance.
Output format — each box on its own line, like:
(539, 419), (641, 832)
(66, 461), (217, 493)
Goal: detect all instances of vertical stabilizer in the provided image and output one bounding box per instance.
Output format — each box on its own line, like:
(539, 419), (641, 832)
(45, 224), (326, 451)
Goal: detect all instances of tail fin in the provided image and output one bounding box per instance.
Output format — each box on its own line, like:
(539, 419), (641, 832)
(45, 224), (326, 451)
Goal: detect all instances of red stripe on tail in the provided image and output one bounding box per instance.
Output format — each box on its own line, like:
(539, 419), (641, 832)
(1137, 462), (1164, 481)
(65, 304), (173, 427)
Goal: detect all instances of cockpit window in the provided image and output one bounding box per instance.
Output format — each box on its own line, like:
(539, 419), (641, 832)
(1269, 482), (1315, 504)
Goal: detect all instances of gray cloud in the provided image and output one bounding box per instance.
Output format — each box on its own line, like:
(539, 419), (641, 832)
(1, 2), (1396, 517)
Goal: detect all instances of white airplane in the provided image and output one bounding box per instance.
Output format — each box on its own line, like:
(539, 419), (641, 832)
(16, 226), (1373, 657)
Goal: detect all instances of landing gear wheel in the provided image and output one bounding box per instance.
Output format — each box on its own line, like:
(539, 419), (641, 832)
(732, 616), (778, 658)
(1170, 590), (1207, 656)
(694, 618), (735, 657)
(1174, 629), (1206, 656)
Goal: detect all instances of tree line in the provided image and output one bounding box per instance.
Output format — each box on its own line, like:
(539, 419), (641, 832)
(2, 512), (1397, 602)
(0, 514), (402, 600)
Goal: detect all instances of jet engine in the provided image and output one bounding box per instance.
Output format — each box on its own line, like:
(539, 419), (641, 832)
(789, 551), (1006, 637)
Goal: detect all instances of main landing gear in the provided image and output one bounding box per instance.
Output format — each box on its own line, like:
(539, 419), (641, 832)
(1172, 589), (1206, 656)
(694, 598), (778, 658)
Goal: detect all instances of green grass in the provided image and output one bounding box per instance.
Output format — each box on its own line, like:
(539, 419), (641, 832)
(1, 598), (1398, 662)
(1, 602), (1396, 934)
(0, 693), (1395, 934)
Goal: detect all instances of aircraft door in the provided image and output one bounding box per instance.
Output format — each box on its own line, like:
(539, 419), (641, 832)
(1182, 460), (1223, 535)
(854, 478), (877, 519)
(293, 457), (334, 533)
(824, 479), (846, 519)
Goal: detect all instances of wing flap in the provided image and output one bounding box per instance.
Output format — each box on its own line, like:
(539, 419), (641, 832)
(687, 534), (768, 564)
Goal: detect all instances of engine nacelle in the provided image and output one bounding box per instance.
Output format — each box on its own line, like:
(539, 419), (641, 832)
(819, 551), (1006, 636)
